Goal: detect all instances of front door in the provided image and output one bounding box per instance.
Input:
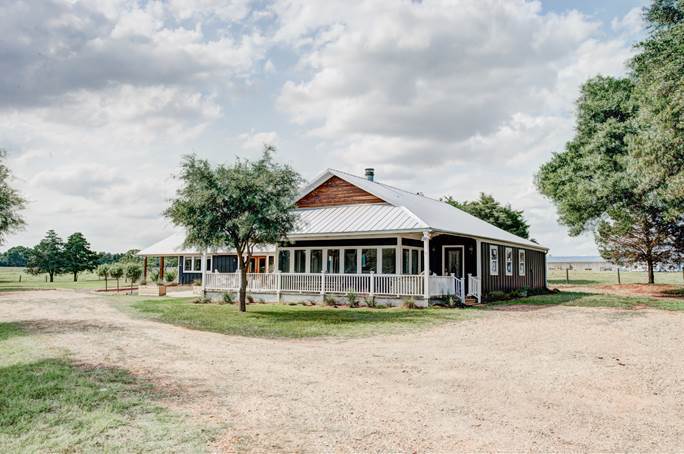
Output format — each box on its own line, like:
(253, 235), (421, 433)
(443, 247), (464, 278)
(249, 256), (267, 273)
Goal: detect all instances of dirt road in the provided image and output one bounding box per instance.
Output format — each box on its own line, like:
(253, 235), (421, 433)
(1, 290), (683, 452)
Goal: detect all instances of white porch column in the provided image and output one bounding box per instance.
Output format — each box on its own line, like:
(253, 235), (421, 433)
(396, 237), (402, 275)
(422, 231), (431, 303)
(274, 244), (279, 272)
(476, 239), (482, 277)
(200, 251), (207, 295)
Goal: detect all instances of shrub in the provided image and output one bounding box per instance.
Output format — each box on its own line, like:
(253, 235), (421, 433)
(375, 303), (388, 309)
(346, 290), (358, 308)
(164, 269), (177, 284)
(192, 297), (212, 304)
(323, 294), (337, 307)
(222, 292), (235, 304)
(364, 295), (376, 308)
(402, 297), (417, 309)
(149, 270), (160, 284)
(487, 290), (509, 302)
(247, 295), (256, 304)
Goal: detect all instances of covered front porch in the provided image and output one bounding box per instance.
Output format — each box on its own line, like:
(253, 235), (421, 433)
(200, 231), (482, 304)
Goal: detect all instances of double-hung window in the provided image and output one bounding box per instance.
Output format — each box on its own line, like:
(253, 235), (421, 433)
(489, 246), (499, 276)
(518, 250), (526, 276)
(183, 256), (209, 273)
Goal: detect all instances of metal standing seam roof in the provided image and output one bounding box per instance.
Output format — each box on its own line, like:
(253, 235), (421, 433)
(138, 231), (276, 256)
(291, 204), (427, 235)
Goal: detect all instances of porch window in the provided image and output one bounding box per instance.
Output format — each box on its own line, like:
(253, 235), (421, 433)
(518, 250), (526, 276)
(489, 245), (499, 275)
(505, 248), (513, 276)
(327, 249), (340, 273)
(310, 249), (323, 273)
(402, 249), (410, 274)
(344, 249), (357, 273)
(361, 248), (377, 273)
(268, 255), (274, 273)
(294, 250), (306, 273)
(183, 256), (206, 273)
(382, 248), (396, 274)
(278, 250), (290, 272)
(411, 249), (420, 274)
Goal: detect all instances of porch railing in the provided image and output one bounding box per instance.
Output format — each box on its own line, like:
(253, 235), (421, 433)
(467, 274), (481, 303)
(205, 271), (461, 299)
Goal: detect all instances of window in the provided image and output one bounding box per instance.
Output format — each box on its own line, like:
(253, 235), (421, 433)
(382, 248), (396, 274)
(489, 245), (499, 275)
(278, 250), (290, 272)
(402, 249), (410, 274)
(310, 249), (323, 273)
(361, 248), (377, 273)
(518, 250), (526, 276)
(327, 249), (340, 273)
(268, 256), (274, 273)
(411, 249), (420, 274)
(505, 248), (513, 276)
(344, 249), (357, 273)
(183, 256), (209, 273)
(294, 250), (306, 273)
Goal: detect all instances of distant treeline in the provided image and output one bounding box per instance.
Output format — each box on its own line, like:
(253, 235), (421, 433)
(0, 244), (140, 268)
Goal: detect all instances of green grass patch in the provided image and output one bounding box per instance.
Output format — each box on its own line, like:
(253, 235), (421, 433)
(0, 266), (109, 291)
(0, 322), (213, 452)
(128, 298), (470, 338)
(548, 270), (684, 286)
(485, 291), (684, 311)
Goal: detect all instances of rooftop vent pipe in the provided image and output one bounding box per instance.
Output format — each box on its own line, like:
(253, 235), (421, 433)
(365, 168), (375, 182)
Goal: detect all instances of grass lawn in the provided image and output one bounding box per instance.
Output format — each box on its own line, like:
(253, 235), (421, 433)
(0, 322), (213, 452)
(0, 267), (111, 291)
(548, 269), (684, 286)
(485, 291), (684, 311)
(127, 298), (471, 338)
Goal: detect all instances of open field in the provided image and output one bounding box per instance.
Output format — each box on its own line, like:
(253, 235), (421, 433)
(0, 267), (107, 291)
(548, 269), (684, 286)
(1, 289), (682, 452)
(0, 320), (212, 452)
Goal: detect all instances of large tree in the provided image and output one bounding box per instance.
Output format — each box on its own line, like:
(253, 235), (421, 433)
(0, 149), (26, 245)
(536, 75), (682, 283)
(629, 0), (684, 218)
(165, 147), (301, 311)
(63, 232), (98, 281)
(27, 230), (65, 282)
(443, 193), (530, 239)
(0, 245), (31, 267)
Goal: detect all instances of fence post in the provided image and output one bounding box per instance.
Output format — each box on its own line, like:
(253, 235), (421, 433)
(566, 268), (569, 283)
(617, 267), (621, 285)
(370, 271), (375, 296)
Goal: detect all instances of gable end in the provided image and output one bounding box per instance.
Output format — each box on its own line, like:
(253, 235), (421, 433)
(297, 176), (385, 208)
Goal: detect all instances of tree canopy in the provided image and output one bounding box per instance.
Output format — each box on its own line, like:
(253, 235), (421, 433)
(63, 232), (98, 281)
(27, 230), (65, 282)
(443, 193), (530, 239)
(0, 150), (25, 245)
(165, 147), (302, 311)
(0, 245), (31, 267)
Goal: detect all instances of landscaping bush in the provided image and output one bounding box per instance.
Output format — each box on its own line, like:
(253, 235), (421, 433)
(222, 292), (235, 304)
(364, 295), (376, 308)
(247, 295), (256, 304)
(164, 270), (177, 284)
(346, 290), (358, 308)
(323, 294), (337, 307)
(402, 297), (418, 309)
(192, 297), (212, 304)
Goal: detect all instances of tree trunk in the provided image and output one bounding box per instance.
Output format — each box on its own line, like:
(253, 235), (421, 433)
(116, 279), (119, 293)
(105, 276), (108, 291)
(49, 271), (54, 282)
(646, 259), (655, 284)
(239, 266), (248, 312)
(73, 272), (78, 282)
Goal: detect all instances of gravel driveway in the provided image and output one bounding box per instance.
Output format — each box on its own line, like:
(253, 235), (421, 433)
(1, 290), (683, 452)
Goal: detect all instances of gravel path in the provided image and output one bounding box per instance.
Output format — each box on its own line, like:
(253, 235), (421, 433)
(1, 290), (683, 452)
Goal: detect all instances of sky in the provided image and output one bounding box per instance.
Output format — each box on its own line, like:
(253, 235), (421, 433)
(0, 0), (648, 255)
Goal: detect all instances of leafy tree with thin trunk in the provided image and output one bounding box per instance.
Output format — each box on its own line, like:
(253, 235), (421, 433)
(97, 264), (111, 291)
(0, 149), (26, 245)
(26, 230), (65, 282)
(165, 146), (301, 312)
(125, 263), (143, 295)
(109, 264), (124, 293)
(64, 232), (98, 281)
(443, 193), (530, 239)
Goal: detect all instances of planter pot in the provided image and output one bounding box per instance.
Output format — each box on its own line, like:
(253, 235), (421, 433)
(138, 284), (167, 297)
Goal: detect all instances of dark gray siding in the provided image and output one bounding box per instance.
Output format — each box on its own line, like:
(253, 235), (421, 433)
(480, 242), (546, 295)
(428, 234), (477, 294)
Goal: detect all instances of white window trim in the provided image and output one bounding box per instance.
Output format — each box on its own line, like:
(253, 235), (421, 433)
(489, 245), (499, 276)
(279, 245), (409, 274)
(505, 247), (513, 276)
(183, 255), (212, 273)
(519, 250), (526, 276)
